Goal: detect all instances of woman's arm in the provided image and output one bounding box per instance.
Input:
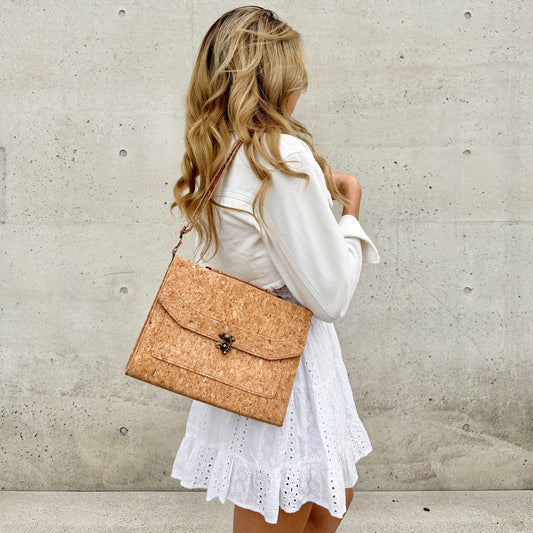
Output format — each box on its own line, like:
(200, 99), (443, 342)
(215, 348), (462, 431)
(332, 171), (362, 219)
(258, 144), (380, 322)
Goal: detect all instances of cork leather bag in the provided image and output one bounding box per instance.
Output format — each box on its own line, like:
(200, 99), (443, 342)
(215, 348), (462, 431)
(125, 139), (313, 426)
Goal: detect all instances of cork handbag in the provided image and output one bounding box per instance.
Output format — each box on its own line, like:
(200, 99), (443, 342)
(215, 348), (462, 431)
(125, 139), (313, 427)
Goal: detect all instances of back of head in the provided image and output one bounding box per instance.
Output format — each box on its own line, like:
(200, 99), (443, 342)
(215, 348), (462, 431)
(188, 5), (308, 144)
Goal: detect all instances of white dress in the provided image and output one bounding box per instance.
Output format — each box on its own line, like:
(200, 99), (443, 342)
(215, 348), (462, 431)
(171, 133), (380, 524)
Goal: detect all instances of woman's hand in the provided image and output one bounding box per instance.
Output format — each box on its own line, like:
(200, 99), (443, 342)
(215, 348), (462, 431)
(332, 172), (362, 219)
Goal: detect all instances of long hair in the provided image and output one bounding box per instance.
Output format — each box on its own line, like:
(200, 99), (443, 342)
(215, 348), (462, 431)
(170, 5), (348, 260)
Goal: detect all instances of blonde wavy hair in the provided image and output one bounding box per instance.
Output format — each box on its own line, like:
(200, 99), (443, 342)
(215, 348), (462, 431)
(170, 5), (348, 260)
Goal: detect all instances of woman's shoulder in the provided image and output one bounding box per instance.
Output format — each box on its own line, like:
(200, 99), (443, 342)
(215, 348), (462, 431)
(279, 133), (312, 157)
(277, 133), (333, 207)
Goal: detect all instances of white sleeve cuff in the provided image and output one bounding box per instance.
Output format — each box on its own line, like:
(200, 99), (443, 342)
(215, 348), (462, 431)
(338, 214), (381, 264)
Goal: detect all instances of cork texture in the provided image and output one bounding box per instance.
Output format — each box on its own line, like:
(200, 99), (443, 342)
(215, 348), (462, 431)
(125, 254), (313, 427)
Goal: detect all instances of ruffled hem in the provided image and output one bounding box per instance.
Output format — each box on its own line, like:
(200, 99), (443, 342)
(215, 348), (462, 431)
(171, 433), (371, 524)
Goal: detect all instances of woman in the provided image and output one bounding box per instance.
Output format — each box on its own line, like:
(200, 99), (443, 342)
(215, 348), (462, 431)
(169, 6), (380, 532)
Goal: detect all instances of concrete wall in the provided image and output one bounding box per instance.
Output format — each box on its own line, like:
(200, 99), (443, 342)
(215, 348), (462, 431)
(1, 1), (531, 491)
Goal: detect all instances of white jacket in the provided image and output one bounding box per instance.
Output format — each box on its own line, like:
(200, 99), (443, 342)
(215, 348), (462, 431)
(192, 133), (381, 323)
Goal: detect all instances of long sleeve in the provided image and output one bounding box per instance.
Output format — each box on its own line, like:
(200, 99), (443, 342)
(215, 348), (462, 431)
(258, 142), (380, 322)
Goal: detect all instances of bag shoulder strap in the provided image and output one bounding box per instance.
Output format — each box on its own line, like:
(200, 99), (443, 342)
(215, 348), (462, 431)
(172, 139), (244, 257)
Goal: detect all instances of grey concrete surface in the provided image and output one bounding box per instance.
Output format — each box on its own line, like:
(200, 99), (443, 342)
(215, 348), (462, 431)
(1, 0), (532, 497)
(1, 491), (532, 533)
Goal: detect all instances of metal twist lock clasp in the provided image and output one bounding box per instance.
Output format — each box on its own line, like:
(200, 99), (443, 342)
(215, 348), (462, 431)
(215, 332), (235, 354)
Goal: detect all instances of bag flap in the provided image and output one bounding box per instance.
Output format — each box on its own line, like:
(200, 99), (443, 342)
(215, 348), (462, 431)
(150, 301), (284, 398)
(157, 255), (312, 361)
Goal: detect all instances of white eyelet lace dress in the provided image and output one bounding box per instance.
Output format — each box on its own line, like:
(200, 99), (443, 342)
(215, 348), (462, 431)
(170, 133), (381, 525)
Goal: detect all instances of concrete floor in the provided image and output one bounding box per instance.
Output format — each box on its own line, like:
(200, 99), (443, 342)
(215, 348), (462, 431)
(0, 490), (531, 532)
